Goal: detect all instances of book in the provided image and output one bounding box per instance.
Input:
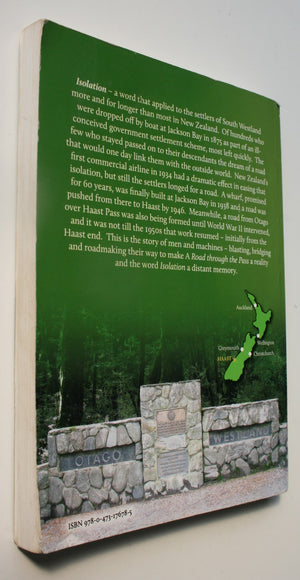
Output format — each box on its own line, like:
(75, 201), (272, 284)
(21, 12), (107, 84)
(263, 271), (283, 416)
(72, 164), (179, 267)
(15, 19), (287, 554)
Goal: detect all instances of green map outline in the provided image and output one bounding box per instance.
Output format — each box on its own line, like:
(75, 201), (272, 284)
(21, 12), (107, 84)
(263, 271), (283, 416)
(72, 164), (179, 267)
(224, 291), (272, 382)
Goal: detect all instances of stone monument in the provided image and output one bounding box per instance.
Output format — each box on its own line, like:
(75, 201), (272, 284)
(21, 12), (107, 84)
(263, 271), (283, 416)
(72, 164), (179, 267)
(140, 380), (203, 498)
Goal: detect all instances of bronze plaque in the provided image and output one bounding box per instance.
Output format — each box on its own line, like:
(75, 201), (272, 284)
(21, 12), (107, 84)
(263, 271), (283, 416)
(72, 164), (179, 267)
(157, 449), (189, 477)
(156, 408), (186, 438)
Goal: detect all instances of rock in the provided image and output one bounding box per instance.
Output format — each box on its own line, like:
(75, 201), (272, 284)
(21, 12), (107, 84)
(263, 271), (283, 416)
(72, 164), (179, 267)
(143, 449), (155, 467)
(187, 400), (201, 413)
(184, 381), (200, 400)
(39, 489), (48, 508)
(69, 430), (84, 451)
(95, 428), (109, 449)
(161, 396), (171, 408)
(142, 433), (155, 449)
(271, 433), (279, 449)
(133, 485), (144, 500)
(37, 469), (49, 490)
(166, 474), (184, 493)
(202, 432), (210, 447)
(271, 419), (280, 433)
(188, 439), (202, 455)
(52, 503), (65, 518)
(262, 439), (271, 455)
(272, 448), (279, 464)
(83, 436), (95, 451)
(225, 444), (244, 463)
(228, 407), (239, 427)
(48, 436), (57, 468)
(214, 408), (228, 420)
(56, 433), (69, 454)
(279, 445), (287, 457)
(259, 455), (269, 466)
(230, 460), (236, 473)
(238, 408), (250, 426)
(141, 419), (156, 434)
(242, 440), (255, 457)
(63, 470), (76, 487)
(128, 462), (143, 487)
(49, 476), (64, 504)
(140, 386), (156, 403)
(120, 491), (131, 504)
(155, 479), (167, 494)
(204, 448), (217, 465)
(88, 426), (98, 437)
(144, 482), (155, 497)
(279, 426), (287, 446)
(188, 425), (202, 440)
(257, 404), (270, 423)
(186, 411), (201, 428)
(189, 453), (202, 472)
(248, 405), (259, 423)
(169, 383), (184, 405)
(81, 500), (94, 513)
(221, 464), (231, 478)
(202, 411), (214, 433)
(152, 397), (168, 410)
(143, 467), (157, 482)
(88, 487), (108, 506)
(140, 405), (154, 419)
(248, 448), (259, 467)
(126, 421), (141, 442)
(102, 464), (115, 478)
(204, 465), (219, 481)
(103, 478), (112, 491)
(212, 419), (230, 430)
(40, 505), (51, 519)
(109, 489), (120, 504)
(76, 471), (90, 493)
(135, 442), (143, 460)
(188, 472), (202, 489)
(89, 468), (103, 488)
(106, 427), (117, 448)
(270, 400), (279, 421)
(63, 488), (82, 510)
(112, 464), (129, 493)
(117, 425), (132, 446)
(216, 447), (226, 467)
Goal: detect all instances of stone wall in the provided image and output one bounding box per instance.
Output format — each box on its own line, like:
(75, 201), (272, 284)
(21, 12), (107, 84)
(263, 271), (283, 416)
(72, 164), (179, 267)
(38, 418), (143, 523)
(140, 380), (203, 498)
(38, 385), (288, 524)
(202, 399), (286, 482)
(278, 423), (288, 466)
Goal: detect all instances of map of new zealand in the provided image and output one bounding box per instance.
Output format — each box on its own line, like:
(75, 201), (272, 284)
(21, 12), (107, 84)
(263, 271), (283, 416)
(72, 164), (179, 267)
(224, 292), (272, 382)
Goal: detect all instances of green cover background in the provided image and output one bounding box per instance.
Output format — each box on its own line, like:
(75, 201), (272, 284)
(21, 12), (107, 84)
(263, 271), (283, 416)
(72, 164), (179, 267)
(36, 22), (286, 427)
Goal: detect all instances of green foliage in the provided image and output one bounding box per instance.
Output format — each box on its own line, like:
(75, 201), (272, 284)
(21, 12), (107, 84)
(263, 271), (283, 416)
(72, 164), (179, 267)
(234, 353), (287, 421)
(35, 306), (287, 463)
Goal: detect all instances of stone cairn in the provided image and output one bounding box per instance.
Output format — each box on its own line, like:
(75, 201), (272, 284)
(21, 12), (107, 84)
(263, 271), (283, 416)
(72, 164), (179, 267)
(37, 380), (288, 524)
(140, 380), (203, 498)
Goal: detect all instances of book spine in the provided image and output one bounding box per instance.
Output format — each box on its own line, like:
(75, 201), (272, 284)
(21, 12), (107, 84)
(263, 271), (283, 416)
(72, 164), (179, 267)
(14, 19), (45, 554)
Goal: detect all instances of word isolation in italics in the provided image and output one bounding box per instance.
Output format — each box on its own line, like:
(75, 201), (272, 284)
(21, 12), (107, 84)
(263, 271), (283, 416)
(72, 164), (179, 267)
(62, 77), (271, 276)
